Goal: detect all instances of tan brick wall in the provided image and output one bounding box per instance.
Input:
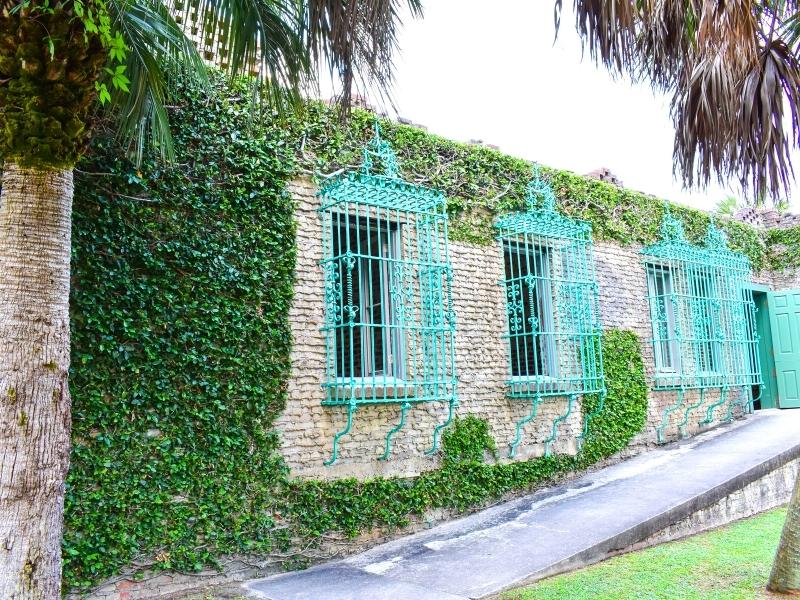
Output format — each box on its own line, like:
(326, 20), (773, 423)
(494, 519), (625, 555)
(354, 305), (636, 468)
(277, 178), (756, 480)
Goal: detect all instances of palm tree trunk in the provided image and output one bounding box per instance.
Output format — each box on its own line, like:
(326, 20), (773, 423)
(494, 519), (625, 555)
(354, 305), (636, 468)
(769, 473), (800, 594)
(0, 162), (73, 599)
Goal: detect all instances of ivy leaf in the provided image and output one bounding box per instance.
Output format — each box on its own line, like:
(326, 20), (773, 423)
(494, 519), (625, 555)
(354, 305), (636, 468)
(108, 32), (127, 64)
(83, 8), (99, 34)
(111, 66), (130, 93)
(95, 82), (111, 105)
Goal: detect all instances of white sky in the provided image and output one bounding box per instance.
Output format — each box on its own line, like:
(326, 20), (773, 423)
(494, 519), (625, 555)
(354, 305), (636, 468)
(354, 0), (799, 213)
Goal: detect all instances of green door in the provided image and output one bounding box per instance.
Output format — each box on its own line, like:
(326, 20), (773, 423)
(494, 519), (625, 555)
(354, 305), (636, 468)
(769, 290), (800, 408)
(754, 291), (777, 409)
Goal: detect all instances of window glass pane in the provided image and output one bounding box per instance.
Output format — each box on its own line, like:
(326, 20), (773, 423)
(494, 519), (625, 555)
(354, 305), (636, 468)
(691, 271), (718, 373)
(332, 214), (401, 379)
(647, 264), (678, 371)
(504, 242), (552, 378)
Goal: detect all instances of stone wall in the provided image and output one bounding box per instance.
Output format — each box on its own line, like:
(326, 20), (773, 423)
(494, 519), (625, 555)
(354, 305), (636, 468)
(736, 206), (800, 230)
(771, 268), (800, 291)
(636, 456), (799, 550)
(76, 178), (797, 599)
(276, 178), (753, 480)
(275, 179), (582, 480)
(78, 428), (800, 600)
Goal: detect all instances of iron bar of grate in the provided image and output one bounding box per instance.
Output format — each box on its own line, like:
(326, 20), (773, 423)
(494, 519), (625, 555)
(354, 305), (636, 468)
(642, 209), (762, 442)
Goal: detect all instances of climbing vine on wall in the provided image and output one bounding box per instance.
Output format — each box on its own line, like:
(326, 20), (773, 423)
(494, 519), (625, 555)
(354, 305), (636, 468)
(765, 225), (800, 271)
(292, 105), (768, 271)
(578, 330), (648, 466)
(282, 330), (647, 549)
(64, 74), (297, 590)
(65, 88), (649, 587)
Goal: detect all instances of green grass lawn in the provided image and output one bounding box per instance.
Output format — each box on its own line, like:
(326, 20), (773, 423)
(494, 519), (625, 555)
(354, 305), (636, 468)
(502, 508), (787, 600)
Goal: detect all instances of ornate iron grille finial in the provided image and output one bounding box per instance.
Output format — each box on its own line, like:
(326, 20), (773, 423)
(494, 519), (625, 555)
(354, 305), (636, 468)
(642, 208), (761, 442)
(361, 120), (400, 178)
(704, 222), (729, 252)
(495, 165), (605, 458)
(526, 165), (557, 213)
(318, 119), (457, 465)
(659, 205), (688, 243)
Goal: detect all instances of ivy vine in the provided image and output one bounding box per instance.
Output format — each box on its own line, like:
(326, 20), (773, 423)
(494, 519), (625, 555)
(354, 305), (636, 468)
(765, 225), (800, 272)
(65, 74), (297, 590)
(282, 330), (648, 550)
(290, 105), (769, 272)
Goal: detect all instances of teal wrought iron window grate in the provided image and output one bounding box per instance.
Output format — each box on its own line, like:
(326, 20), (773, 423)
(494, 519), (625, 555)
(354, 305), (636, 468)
(642, 211), (763, 440)
(319, 124), (458, 465)
(495, 168), (606, 457)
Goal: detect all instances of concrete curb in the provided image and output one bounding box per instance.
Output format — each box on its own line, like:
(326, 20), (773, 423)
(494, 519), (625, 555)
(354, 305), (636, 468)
(512, 440), (800, 591)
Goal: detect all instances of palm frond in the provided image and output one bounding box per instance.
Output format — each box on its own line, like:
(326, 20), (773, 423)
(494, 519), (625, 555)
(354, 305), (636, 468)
(108, 0), (208, 164)
(555, 0), (638, 74)
(171, 0), (308, 108)
(637, 0), (700, 88)
(671, 51), (740, 190)
(560, 0), (800, 204)
(695, 0), (759, 74)
(672, 34), (800, 204)
(107, 0), (309, 164)
(733, 38), (800, 201)
(304, 0), (423, 108)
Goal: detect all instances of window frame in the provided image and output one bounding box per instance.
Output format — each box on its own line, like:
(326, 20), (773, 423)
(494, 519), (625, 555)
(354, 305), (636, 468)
(688, 268), (722, 377)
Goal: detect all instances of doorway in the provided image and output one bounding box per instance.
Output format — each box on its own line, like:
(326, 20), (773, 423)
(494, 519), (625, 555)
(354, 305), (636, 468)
(751, 290), (777, 409)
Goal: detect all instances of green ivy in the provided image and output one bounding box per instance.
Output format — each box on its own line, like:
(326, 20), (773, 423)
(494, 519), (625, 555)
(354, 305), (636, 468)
(578, 330), (648, 466)
(290, 105), (768, 271)
(766, 225), (800, 271)
(441, 416), (498, 466)
(59, 71), (769, 593)
(282, 330), (647, 551)
(64, 74), (297, 590)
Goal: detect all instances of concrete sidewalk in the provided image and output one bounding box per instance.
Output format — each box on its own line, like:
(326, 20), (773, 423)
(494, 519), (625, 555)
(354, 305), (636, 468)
(246, 410), (800, 600)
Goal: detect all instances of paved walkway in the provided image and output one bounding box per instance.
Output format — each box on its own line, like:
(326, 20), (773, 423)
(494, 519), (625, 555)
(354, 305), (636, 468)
(246, 410), (800, 600)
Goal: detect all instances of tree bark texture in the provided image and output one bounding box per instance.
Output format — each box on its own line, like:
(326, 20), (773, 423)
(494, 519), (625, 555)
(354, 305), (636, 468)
(769, 472), (800, 595)
(0, 162), (74, 599)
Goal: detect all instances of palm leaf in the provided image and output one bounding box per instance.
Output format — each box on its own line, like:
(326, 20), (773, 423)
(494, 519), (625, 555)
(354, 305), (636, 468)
(637, 0), (700, 88)
(170, 0), (308, 107)
(106, 0), (421, 163)
(554, 0), (638, 74)
(108, 0), (209, 164)
(304, 0), (423, 108)
(559, 0), (800, 204)
(106, 0), (308, 164)
(734, 38), (800, 200)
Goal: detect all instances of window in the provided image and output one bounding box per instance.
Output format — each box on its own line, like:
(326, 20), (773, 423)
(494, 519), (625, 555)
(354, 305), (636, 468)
(503, 241), (555, 379)
(641, 214), (760, 395)
(495, 170), (604, 457)
(318, 125), (458, 464)
(331, 213), (404, 381)
(494, 171), (604, 402)
(646, 264), (680, 373)
(689, 270), (720, 374)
